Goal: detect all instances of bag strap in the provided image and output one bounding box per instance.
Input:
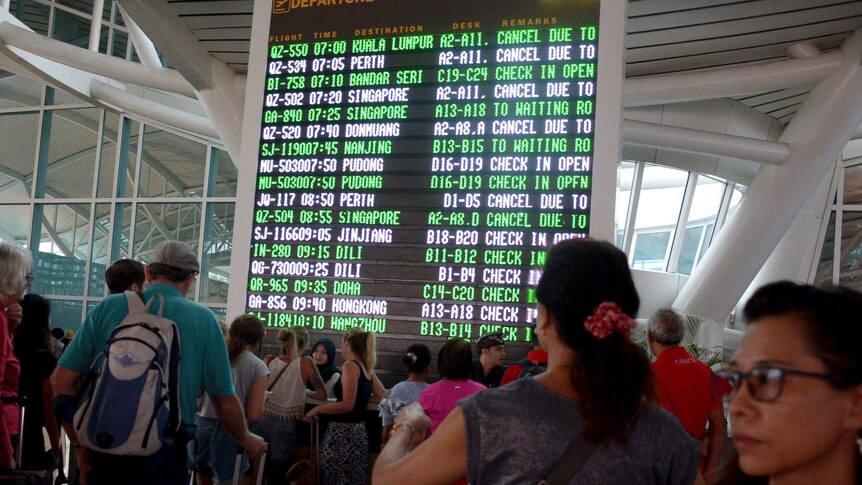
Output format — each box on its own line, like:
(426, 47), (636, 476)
(267, 359), (291, 391)
(125, 290), (147, 313)
(539, 435), (599, 485)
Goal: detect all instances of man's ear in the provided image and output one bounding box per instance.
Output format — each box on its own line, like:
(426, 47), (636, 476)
(843, 383), (862, 430)
(536, 304), (550, 333)
(144, 266), (153, 283)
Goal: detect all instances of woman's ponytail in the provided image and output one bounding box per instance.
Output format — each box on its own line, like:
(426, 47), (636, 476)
(277, 328), (299, 360)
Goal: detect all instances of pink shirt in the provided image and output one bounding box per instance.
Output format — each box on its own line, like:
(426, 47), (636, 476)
(418, 379), (485, 434)
(0, 306), (20, 463)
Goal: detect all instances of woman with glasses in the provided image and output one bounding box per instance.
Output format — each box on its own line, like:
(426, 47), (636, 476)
(711, 281), (862, 485)
(0, 242), (32, 470)
(373, 239), (700, 484)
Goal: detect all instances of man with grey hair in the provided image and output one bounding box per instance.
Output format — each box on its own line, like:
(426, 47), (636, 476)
(648, 308), (726, 476)
(51, 241), (266, 484)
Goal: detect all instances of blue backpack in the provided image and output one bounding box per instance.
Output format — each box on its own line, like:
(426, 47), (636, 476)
(74, 291), (181, 456)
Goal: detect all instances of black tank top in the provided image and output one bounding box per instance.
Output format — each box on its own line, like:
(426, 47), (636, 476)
(332, 360), (372, 423)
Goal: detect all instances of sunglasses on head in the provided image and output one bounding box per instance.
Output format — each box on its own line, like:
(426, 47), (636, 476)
(711, 365), (839, 403)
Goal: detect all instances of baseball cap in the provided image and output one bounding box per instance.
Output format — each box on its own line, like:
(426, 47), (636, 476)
(476, 332), (506, 350)
(150, 241), (200, 273)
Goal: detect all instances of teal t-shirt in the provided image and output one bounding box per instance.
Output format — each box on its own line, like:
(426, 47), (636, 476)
(60, 283), (235, 424)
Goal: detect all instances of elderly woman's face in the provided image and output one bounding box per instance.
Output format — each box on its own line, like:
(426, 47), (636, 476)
(726, 315), (861, 480)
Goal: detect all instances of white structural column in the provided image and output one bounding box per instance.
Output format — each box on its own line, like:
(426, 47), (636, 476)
(117, 0), (244, 162)
(116, 2), (162, 69)
(673, 28), (862, 321)
(88, 0), (104, 51)
(734, 168), (836, 317)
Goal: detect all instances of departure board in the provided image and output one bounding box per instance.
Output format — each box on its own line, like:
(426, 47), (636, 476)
(241, 0), (610, 357)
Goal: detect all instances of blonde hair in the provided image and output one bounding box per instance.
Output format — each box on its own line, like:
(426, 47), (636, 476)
(344, 327), (376, 370)
(277, 326), (309, 360)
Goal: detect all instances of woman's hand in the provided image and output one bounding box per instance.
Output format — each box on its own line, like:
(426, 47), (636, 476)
(303, 406), (319, 422)
(393, 403), (431, 447)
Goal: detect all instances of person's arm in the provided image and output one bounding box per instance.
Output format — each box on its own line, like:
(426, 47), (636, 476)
(371, 371), (387, 399)
(325, 372), (340, 398)
(372, 403), (467, 485)
(245, 377), (268, 424)
(0, 317), (13, 468)
(301, 356), (328, 401)
(305, 361), (357, 419)
(210, 393), (267, 458)
(704, 408), (728, 475)
(41, 378), (61, 467)
(50, 365), (88, 482)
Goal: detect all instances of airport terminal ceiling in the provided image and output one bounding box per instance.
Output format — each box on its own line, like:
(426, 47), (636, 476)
(0, 1), (862, 371)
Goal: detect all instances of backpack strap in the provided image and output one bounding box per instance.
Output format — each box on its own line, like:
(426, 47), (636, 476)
(538, 435), (598, 485)
(125, 290), (147, 313)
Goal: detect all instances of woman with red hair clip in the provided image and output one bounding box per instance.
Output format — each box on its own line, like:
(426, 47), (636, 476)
(373, 238), (700, 484)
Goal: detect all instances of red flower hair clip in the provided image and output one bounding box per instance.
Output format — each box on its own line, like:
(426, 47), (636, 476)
(584, 302), (636, 340)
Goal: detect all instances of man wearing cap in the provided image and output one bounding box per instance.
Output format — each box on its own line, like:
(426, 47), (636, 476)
(469, 332), (507, 388)
(51, 241), (266, 485)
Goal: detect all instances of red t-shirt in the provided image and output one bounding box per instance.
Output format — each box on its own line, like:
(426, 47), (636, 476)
(500, 349), (548, 386)
(652, 346), (721, 439)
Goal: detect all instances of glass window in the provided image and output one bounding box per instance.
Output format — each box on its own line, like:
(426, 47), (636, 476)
(17, 2), (50, 36)
(209, 148), (238, 198)
(87, 203), (112, 297)
(134, 203), (201, 299)
(201, 203), (234, 303)
(844, 163), (862, 205)
(58, 0), (96, 14)
(0, 205), (32, 246)
(45, 109), (101, 199)
(52, 8), (90, 48)
(119, 118), (141, 198)
(677, 176), (725, 274)
(632, 231), (671, 270)
(0, 113), (39, 200)
(726, 186), (744, 221)
(97, 112), (118, 198)
(98, 25), (110, 55)
(631, 164), (687, 269)
(114, 4), (125, 26)
(111, 203), (132, 261)
(51, 86), (90, 106)
(208, 307), (228, 321)
(111, 29), (129, 59)
(103, 0), (114, 22)
(814, 212), (836, 286)
(138, 126), (206, 198)
(698, 223), (715, 263)
(615, 161), (636, 247)
(0, 72), (43, 108)
(677, 226), (704, 276)
(31, 203), (91, 297)
(839, 211), (862, 293)
(50, 299), (85, 332)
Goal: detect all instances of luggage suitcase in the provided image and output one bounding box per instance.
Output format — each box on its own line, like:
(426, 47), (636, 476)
(284, 417), (319, 485)
(0, 395), (53, 485)
(233, 446), (266, 485)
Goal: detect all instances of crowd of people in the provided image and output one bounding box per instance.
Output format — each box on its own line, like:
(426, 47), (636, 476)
(0, 237), (859, 485)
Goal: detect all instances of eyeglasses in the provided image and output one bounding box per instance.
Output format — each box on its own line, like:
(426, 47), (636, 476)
(712, 366), (839, 403)
(24, 273), (32, 286)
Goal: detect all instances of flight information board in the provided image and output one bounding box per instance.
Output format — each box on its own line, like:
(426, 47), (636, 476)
(244, 0), (604, 354)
